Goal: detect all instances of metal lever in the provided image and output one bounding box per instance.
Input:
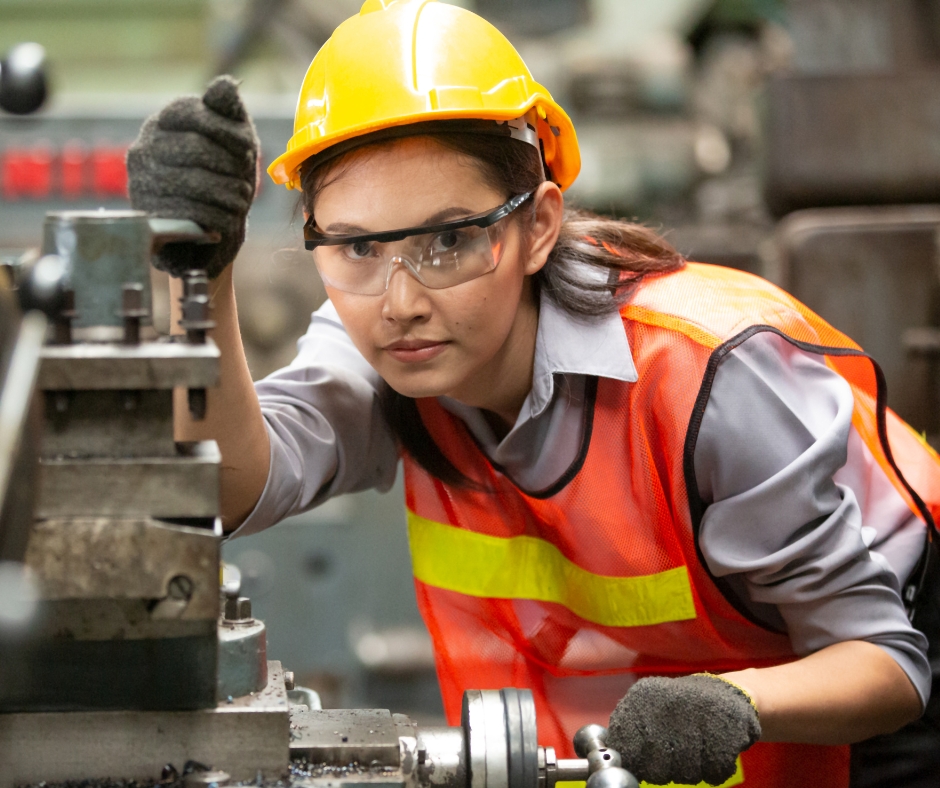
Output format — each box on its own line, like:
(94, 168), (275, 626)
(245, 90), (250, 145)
(540, 724), (638, 788)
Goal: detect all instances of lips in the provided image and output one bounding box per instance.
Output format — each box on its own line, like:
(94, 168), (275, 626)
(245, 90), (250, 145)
(382, 338), (450, 363)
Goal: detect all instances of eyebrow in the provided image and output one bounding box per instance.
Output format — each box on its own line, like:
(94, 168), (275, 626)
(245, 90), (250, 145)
(321, 206), (477, 235)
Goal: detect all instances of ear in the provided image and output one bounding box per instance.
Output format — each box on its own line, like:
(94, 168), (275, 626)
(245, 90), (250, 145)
(523, 181), (564, 277)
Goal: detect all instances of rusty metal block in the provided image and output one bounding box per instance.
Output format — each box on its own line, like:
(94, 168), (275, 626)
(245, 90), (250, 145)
(39, 338), (220, 391)
(37, 439), (221, 518)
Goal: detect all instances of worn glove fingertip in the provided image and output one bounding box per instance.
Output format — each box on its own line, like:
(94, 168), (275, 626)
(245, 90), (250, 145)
(203, 75), (247, 122)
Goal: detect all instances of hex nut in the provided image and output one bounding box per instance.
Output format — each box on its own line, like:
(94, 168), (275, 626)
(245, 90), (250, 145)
(223, 595), (252, 621)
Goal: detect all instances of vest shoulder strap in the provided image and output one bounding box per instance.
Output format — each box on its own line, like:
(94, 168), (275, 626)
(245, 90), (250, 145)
(625, 263), (861, 352)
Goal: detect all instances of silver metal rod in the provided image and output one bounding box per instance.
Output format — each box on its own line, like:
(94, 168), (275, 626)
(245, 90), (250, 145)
(556, 759), (590, 781)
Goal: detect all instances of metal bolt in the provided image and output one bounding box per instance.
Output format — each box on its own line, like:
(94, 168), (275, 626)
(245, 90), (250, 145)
(179, 270), (215, 345)
(284, 670), (295, 691)
(183, 269), (209, 298)
(167, 574), (195, 600)
(223, 595), (252, 621)
(182, 296), (210, 342)
(120, 282), (147, 345)
(180, 272), (213, 421)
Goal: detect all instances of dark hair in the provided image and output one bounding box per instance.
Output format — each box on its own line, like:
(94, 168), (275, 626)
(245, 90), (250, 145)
(300, 131), (685, 487)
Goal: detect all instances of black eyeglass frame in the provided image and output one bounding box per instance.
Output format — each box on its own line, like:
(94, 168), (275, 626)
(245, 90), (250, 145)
(303, 191), (534, 251)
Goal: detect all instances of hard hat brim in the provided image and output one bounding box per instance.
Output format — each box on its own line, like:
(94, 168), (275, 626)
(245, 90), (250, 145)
(268, 101), (579, 192)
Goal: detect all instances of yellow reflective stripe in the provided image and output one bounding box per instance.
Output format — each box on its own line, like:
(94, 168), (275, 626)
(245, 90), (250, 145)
(556, 757), (743, 788)
(407, 510), (697, 628)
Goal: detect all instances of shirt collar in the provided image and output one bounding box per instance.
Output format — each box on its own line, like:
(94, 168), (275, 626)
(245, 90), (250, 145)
(528, 289), (637, 417)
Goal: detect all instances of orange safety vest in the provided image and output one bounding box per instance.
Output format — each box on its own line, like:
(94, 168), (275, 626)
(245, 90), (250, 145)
(402, 263), (940, 788)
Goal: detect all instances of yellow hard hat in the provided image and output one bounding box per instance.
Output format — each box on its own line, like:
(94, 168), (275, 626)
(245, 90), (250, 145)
(267, 0), (580, 191)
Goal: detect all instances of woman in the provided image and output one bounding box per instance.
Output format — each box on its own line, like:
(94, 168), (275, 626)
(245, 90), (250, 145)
(126, 1), (939, 786)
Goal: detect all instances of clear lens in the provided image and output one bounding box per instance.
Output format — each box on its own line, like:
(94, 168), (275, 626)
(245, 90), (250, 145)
(313, 220), (509, 295)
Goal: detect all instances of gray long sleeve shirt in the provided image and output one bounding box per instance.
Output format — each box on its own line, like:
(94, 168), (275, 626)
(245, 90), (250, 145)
(236, 290), (931, 707)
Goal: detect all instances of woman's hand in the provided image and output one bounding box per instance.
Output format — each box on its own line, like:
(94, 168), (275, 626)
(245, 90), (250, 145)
(127, 75), (259, 279)
(606, 640), (922, 786)
(606, 673), (760, 786)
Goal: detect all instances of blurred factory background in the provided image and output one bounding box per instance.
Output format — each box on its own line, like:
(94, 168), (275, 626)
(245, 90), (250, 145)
(4, 0), (940, 722)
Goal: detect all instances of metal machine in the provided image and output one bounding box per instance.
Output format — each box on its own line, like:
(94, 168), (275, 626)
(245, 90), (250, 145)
(0, 209), (638, 788)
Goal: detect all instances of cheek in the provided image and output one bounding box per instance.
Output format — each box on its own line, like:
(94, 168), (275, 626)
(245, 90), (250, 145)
(442, 256), (525, 351)
(323, 288), (383, 364)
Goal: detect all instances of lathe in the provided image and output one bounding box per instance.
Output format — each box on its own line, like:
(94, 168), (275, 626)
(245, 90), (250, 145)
(0, 210), (639, 788)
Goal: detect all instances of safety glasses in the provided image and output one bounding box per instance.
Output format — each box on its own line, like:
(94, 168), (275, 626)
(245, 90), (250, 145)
(303, 192), (533, 295)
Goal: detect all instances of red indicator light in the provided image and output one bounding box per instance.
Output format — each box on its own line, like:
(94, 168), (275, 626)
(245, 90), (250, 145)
(61, 142), (87, 199)
(91, 145), (128, 198)
(2, 145), (54, 199)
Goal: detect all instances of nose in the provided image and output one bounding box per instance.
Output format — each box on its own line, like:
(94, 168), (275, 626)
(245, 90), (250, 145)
(381, 256), (431, 325)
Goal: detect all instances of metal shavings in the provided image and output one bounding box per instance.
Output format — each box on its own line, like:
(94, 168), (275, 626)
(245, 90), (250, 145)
(287, 759), (397, 781)
(16, 759), (399, 788)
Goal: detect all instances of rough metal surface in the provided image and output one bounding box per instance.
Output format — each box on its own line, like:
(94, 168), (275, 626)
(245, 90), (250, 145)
(37, 440), (221, 518)
(0, 662), (290, 786)
(6, 517), (221, 711)
(288, 709), (402, 768)
(39, 340), (220, 391)
(41, 389), (176, 458)
(28, 598), (217, 641)
(25, 517), (219, 623)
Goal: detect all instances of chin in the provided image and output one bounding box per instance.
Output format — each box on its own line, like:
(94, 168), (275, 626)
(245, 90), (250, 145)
(381, 368), (460, 400)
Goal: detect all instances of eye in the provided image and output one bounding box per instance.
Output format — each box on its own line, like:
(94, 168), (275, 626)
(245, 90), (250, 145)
(343, 240), (378, 261)
(430, 229), (468, 254)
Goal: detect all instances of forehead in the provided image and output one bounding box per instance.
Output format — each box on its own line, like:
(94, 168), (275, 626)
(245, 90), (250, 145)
(312, 137), (500, 227)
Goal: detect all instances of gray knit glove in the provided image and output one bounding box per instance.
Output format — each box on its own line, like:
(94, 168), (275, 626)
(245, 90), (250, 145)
(606, 674), (760, 786)
(126, 75), (259, 279)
